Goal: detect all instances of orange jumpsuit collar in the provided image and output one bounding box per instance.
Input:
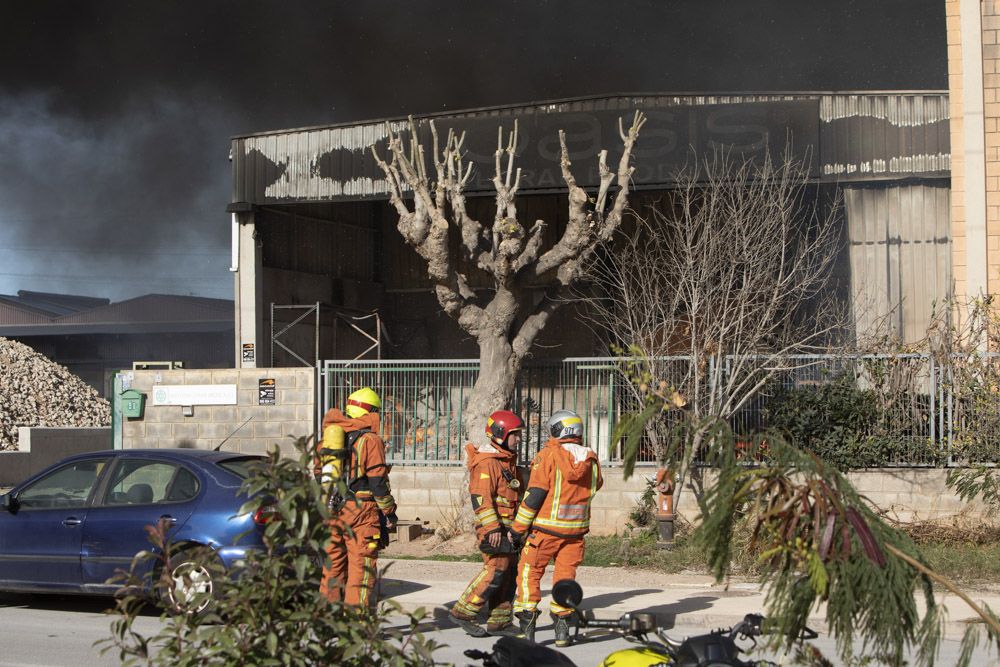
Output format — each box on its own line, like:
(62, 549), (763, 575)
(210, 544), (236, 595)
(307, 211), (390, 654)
(465, 442), (516, 468)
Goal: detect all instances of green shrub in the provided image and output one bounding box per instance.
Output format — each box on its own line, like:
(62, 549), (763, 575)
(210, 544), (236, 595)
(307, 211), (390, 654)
(765, 376), (937, 469)
(98, 437), (439, 667)
(628, 477), (658, 529)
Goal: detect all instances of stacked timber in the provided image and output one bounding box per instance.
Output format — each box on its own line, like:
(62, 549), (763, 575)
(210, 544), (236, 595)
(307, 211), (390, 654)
(0, 337), (110, 450)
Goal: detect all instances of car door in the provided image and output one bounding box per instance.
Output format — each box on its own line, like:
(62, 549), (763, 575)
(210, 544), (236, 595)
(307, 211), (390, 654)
(0, 456), (111, 590)
(81, 457), (201, 589)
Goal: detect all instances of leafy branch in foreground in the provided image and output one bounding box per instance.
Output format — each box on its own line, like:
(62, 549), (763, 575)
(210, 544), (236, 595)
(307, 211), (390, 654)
(98, 437), (439, 667)
(698, 431), (939, 664)
(616, 374), (999, 667)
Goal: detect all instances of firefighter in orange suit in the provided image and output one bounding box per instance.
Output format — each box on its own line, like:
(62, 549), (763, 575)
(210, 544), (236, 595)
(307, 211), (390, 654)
(318, 386), (397, 608)
(510, 409), (602, 646)
(449, 410), (525, 637)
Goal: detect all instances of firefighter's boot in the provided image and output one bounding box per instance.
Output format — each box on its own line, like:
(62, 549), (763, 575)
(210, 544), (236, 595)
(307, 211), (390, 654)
(487, 603), (517, 635)
(516, 610), (539, 642)
(553, 614), (573, 647)
(449, 609), (489, 638)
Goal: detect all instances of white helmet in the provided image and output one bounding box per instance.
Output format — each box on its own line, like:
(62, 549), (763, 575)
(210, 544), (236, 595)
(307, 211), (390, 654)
(547, 409), (583, 440)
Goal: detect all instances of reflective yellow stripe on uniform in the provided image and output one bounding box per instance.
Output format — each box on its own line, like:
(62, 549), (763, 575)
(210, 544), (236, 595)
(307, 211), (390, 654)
(516, 558), (534, 608)
(514, 505), (537, 526)
(550, 468), (563, 521)
(455, 568), (491, 616)
(534, 517), (590, 530)
(359, 554), (375, 607)
(586, 461), (598, 516)
(476, 508), (500, 526)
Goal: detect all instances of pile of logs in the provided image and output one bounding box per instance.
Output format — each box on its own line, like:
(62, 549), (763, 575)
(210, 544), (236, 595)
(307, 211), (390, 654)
(0, 337), (110, 450)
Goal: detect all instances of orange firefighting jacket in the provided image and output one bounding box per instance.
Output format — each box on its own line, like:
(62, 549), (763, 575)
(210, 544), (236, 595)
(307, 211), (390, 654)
(512, 437), (603, 538)
(466, 442), (520, 539)
(319, 409), (397, 517)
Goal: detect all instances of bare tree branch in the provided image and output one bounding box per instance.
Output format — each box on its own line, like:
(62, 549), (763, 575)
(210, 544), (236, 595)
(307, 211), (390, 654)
(371, 119), (487, 330)
(582, 145), (845, 441)
(535, 111), (647, 282)
(512, 288), (564, 361)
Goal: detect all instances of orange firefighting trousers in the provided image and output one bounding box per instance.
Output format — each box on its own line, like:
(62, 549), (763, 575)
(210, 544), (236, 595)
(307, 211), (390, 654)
(452, 551), (517, 626)
(513, 531), (585, 617)
(321, 501), (382, 608)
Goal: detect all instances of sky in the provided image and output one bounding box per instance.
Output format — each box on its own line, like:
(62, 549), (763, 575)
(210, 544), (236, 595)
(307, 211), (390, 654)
(0, 1), (947, 303)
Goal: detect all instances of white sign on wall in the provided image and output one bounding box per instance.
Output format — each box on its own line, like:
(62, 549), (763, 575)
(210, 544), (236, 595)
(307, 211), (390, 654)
(152, 384), (238, 406)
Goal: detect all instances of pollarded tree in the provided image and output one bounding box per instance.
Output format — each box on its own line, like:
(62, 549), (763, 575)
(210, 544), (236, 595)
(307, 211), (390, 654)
(372, 113), (646, 446)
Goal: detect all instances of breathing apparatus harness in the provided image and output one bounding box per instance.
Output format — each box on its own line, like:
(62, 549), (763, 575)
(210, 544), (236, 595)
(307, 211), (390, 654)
(319, 424), (372, 511)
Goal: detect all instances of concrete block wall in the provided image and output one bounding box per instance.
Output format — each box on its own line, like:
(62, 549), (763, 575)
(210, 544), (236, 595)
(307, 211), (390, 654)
(1, 427), (111, 486)
(846, 469), (990, 523)
(122, 367), (314, 456)
(390, 466), (995, 535)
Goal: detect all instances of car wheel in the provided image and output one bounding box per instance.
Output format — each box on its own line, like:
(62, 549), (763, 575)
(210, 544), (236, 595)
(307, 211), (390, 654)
(157, 551), (220, 615)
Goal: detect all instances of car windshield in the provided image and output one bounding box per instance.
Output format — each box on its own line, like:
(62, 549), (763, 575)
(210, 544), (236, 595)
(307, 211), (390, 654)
(217, 457), (266, 480)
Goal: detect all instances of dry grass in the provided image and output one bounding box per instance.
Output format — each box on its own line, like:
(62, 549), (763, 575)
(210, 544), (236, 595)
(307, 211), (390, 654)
(427, 488), (472, 543)
(878, 510), (1000, 546)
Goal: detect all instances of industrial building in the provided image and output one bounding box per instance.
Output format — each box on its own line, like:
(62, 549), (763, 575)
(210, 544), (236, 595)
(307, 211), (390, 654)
(0, 291), (234, 395)
(228, 91), (951, 368)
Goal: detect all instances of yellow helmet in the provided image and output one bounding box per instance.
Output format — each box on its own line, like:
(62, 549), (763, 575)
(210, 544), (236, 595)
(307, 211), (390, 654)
(600, 647), (672, 666)
(346, 387), (381, 419)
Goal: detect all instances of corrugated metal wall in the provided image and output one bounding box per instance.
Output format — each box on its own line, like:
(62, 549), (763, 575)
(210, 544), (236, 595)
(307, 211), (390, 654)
(819, 94), (950, 180)
(845, 183), (951, 343)
(0, 302), (50, 325)
(232, 92), (949, 205)
(256, 204), (376, 282)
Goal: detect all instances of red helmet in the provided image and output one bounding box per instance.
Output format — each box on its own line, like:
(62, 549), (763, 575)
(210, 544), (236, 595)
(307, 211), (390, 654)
(486, 410), (524, 446)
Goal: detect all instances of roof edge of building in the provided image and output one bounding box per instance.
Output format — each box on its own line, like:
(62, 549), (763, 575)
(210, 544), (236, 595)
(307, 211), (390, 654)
(230, 89), (951, 140)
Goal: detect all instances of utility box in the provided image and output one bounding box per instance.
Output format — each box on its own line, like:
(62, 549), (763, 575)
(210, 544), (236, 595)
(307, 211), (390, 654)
(120, 389), (146, 419)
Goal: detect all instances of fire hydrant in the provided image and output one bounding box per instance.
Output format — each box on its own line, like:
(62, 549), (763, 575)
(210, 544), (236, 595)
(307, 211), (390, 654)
(654, 467), (675, 548)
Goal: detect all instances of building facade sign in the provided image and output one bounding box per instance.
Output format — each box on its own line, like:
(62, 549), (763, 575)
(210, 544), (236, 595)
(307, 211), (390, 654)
(152, 384), (238, 406)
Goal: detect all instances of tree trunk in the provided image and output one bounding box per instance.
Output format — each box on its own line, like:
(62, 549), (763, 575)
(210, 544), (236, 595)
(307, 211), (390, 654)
(463, 334), (519, 449)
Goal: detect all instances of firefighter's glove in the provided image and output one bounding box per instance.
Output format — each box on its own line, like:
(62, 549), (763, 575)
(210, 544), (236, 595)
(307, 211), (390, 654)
(384, 512), (398, 530)
(486, 529), (502, 551)
(509, 530), (526, 551)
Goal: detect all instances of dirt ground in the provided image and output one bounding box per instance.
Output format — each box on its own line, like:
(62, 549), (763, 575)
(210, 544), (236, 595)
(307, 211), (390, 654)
(381, 529), (479, 559)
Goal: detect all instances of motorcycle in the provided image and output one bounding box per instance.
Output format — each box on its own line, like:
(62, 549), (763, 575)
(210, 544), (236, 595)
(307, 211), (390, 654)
(463, 579), (817, 667)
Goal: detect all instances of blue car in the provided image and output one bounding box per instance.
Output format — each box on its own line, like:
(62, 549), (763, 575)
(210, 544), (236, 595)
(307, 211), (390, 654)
(0, 448), (268, 609)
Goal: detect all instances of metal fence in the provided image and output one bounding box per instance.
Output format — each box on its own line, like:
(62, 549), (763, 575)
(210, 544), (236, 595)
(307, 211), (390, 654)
(317, 354), (1000, 468)
(318, 358), (621, 465)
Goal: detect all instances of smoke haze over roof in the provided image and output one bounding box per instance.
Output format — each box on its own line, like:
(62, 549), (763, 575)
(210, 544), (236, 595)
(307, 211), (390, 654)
(0, 0), (946, 301)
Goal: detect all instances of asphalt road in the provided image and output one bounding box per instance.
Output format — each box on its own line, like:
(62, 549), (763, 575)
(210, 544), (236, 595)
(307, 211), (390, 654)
(0, 592), (161, 666)
(0, 590), (997, 667)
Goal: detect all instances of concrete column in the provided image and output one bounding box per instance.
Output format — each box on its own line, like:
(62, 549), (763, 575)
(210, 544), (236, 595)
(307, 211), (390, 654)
(234, 210), (263, 368)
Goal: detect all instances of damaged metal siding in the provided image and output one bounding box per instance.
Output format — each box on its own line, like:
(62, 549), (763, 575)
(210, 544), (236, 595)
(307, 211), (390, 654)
(232, 92), (950, 205)
(820, 94), (950, 180)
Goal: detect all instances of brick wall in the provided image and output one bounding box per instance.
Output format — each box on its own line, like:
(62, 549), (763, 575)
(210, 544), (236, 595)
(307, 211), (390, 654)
(390, 467), (990, 535)
(948, 0), (967, 298)
(949, 0), (1000, 300)
(985, 1), (1000, 295)
(122, 367), (314, 456)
